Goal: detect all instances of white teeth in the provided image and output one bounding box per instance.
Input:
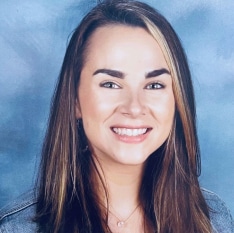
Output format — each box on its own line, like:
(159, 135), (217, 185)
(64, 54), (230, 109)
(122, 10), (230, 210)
(127, 129), (132, 136)
(113, 128), (147, 136)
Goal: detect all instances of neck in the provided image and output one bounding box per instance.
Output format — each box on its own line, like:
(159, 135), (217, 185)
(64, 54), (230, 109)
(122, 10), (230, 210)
(92, 156), (145, 215)
(91, 156), (150, 232)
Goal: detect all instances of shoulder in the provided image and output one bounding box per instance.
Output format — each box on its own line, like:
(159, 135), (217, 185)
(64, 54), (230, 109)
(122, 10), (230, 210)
(0, 190), (38, 233)
(202, 188), (234, 233)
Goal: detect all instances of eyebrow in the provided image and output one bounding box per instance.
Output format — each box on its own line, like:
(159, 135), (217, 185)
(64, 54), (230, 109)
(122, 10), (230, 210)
(146, 68), (170, 78)
(93, 68), (170, 79)
(93, 69), (124, 78)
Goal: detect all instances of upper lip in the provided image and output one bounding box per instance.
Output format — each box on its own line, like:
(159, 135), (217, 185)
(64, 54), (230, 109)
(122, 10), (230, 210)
(110, 125), (152, 129)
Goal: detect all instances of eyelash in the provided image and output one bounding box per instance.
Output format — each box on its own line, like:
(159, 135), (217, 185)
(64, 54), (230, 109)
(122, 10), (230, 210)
(100, 81), (165, 89)
(144, 82), (165, 90)
(100, 81), (121, 89)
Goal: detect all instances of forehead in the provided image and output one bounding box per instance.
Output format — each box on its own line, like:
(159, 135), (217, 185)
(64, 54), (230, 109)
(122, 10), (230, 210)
(83, 24), (169, 70)
(86, 24), (158, 51)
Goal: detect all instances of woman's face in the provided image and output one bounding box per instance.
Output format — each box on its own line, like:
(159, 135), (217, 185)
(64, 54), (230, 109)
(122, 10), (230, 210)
(76, 25), (175, 166)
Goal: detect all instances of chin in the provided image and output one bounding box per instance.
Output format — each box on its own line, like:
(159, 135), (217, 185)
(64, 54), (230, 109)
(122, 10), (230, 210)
(112, 152), (151, 166)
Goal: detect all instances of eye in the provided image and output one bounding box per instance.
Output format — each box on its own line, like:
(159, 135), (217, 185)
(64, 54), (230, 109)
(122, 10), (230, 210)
(144, 82), (164, 90)
(100, 81), (121, 89)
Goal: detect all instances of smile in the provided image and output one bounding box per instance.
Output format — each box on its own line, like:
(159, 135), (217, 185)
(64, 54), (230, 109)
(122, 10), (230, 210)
(112, 127), (148, 136)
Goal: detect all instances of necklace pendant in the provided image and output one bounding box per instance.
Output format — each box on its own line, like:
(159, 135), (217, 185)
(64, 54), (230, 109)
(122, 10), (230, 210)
(117, 221), (125, 227)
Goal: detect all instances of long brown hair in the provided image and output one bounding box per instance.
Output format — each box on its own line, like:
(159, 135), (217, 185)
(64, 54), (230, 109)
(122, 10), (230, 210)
(36, 0), (212, 232)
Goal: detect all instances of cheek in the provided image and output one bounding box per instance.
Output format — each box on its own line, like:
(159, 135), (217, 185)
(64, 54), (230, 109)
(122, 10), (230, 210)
(163, 99), (175, 125)
(148, 93), (175, 122)
(79, 97), (99, 121)
(78, 87), (119, 120)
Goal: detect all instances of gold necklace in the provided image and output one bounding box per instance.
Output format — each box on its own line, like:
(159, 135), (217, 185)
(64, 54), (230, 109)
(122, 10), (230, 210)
(108, 204), (140, 228)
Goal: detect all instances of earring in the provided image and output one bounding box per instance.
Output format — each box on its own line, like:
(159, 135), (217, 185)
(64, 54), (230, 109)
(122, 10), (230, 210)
(82, 145), (89, 153)
(77, 118), (81, 128)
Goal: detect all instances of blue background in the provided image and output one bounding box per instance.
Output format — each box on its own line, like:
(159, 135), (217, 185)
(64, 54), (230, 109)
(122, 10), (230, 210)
(0, 0), (233, 216)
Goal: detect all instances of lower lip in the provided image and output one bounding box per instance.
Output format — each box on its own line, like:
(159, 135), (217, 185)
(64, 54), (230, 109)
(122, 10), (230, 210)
(112, 130), (151, 144)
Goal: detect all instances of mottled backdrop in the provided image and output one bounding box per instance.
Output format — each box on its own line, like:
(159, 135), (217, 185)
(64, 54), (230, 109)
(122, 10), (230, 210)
(0, 0), (233, 216)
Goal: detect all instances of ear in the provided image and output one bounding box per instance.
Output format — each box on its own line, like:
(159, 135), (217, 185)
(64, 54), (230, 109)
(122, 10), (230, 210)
(75, 98), (82, 118)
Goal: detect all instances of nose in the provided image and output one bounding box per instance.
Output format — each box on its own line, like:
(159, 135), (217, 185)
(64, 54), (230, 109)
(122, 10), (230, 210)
(119, 90), (146, 118)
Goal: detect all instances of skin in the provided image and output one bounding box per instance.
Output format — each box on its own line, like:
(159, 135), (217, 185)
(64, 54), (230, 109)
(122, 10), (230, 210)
(76, 25), (175, 232)
(76, 25), (175, 166)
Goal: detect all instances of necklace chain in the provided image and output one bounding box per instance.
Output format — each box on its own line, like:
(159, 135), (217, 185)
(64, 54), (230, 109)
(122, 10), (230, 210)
(108, 204), (140, 227)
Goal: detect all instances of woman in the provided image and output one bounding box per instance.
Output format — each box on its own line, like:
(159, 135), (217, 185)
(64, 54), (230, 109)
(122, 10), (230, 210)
(0, 0), (233, 232)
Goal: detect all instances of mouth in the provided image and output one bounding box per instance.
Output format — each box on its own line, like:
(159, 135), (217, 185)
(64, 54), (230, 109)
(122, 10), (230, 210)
(111, 127), (152, 137)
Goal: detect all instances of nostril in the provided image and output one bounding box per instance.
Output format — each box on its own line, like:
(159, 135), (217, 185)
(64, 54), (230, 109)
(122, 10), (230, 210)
(120, 102), (146, 117)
